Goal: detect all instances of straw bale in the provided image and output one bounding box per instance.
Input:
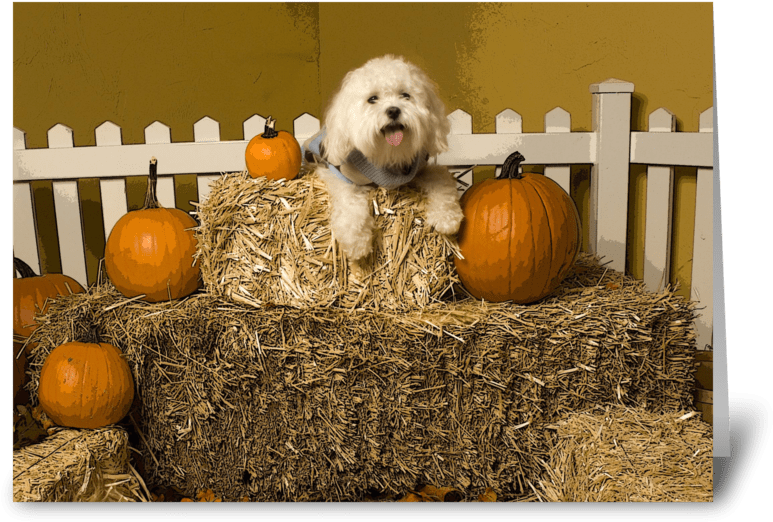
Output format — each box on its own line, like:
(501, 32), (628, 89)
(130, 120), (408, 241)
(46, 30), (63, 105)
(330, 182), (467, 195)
(13, 427), (146, 502)
(193, 170), (461, 311)
(538, 406), (712, 502)
(24, 254), (699, 502)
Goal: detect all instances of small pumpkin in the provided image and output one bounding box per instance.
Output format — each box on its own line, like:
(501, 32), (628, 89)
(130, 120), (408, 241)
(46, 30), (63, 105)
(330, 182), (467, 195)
(454, 151), (581, 304)
(38, 341), (135, 429)
(245, 116), (302, 181)
(104, 158), (201, 302)
(13, 256), (85, 404)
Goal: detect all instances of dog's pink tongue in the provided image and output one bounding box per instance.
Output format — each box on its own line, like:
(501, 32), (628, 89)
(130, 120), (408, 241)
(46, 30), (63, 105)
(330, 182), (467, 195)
(385, 130), (403, 146)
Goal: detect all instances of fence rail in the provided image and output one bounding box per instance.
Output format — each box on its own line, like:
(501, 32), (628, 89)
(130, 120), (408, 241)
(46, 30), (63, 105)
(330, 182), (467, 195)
(12, 78), (715, 349)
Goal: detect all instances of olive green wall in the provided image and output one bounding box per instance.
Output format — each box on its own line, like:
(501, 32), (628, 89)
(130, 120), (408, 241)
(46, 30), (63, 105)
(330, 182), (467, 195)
(13, 2), (713, 296)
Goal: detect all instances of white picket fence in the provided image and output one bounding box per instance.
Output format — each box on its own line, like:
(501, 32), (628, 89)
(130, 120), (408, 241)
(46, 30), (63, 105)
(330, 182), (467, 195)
(12, 78), (714, 349)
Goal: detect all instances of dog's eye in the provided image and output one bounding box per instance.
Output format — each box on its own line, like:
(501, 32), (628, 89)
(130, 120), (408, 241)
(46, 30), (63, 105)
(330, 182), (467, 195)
(368, 96), (378, 104)
(401, 92), (411, 99)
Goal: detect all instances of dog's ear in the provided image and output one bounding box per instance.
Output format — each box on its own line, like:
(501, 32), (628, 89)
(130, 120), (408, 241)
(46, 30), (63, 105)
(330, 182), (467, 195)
(322, 87), (355, 165)
(424, 80), (451, 158)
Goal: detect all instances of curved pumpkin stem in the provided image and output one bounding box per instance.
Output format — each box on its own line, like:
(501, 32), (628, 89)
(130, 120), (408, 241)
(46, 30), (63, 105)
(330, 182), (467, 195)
(14, 256), (38, 279)
(262, 116), (279, 139)
(498, 151), (526, 180)
(143, 157), (162, 209)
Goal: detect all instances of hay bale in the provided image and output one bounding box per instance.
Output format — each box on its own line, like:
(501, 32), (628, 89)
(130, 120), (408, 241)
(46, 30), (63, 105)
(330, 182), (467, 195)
(193, 171), (461, 311)
(25, 255), (698, 501)
(13, 427), (147, 502)
(538, 406), (712, 502)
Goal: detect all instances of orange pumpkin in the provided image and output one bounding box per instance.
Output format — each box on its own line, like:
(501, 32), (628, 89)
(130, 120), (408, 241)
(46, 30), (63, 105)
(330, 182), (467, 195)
(13, 256), (85, 403)
(104, 158), (201, 302)
(13, 257), (85, 341)
(245, 116), (302, 181)
(38, 341), (135, 429)
(454, 151), (581, 304)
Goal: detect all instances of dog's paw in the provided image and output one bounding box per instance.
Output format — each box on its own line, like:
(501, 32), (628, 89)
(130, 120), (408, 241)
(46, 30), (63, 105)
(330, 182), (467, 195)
(335, 225), (374, 261)
(426, 203), (464, 235)
(340, 238), (373, 261)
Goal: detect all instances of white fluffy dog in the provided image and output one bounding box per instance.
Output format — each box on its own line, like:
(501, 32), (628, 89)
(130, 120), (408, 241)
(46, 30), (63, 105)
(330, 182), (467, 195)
(303, 55), (463, 261)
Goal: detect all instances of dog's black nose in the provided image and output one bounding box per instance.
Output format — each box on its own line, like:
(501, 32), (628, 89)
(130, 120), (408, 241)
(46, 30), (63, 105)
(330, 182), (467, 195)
(386, 106), (401, 120)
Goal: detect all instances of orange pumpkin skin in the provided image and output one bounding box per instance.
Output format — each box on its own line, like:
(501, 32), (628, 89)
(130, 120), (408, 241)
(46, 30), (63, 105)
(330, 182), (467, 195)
(245, 116), (301, 181)
(13, 257), (85, 405)
(454, 152), (581, 304)
(13, 259), (85, 341)
(38, 342), (135, 429)
(105, 207), (201, 302)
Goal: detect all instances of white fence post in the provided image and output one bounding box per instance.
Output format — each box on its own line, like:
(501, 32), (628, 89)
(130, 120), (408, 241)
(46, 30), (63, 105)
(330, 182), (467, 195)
(589, 78), (634, 272)
(691, 107), (714, 349)
(643, 108), (676, 292)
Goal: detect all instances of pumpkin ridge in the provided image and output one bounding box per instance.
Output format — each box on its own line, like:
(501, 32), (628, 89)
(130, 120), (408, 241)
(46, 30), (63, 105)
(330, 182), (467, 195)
(526, 176), (558, 299)
(522, 176), (550, 300)
(531, 174), (580, 284)
(81, 350), (91, 424)
(548, 177), (579, 281)
(486, 180), (512, 301)
(507, 178), (514, 300)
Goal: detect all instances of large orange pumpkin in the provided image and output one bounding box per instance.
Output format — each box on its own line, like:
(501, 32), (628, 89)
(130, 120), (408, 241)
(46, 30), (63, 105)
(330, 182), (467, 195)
(245, 116), (302, 181)
(454, 151), (581, 304)
(38, 341), (135, 429)
(13, 256), (85, 403)
(105, 158), (201, 302)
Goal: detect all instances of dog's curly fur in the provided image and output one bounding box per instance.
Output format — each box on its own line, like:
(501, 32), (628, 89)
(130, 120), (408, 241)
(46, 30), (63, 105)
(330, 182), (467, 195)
(314, 55), (464, 261)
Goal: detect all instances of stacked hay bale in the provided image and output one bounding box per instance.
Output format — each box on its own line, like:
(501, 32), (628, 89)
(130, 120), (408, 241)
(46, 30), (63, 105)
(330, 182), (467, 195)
(26, 171), (700, 501)
(13, 427), (147, 502)
(539, 406), (713, 502)
(195, 172), (461, 310)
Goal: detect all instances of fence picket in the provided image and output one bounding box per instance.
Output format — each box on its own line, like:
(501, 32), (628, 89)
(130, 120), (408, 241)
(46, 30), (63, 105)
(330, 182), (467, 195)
(643, 108), (676, 292)
(95, 120), (122, 146)
(243, 114), (267, 142)
(449, 109), (475, 189)
(544, 107), (571, 194)
(96, 121), (129, 242)
(691, 107), (714, 349)
(294, 113), (320, 143)
(11, 127), (41, 274)
(493, 109), (523, 178)
(193, 116), (220, 142)
(144, 121), (176, 208)
(52, 180), (88, 286)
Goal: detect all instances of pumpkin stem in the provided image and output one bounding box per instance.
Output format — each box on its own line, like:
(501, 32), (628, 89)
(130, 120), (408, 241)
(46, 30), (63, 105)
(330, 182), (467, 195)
(143, 157), (162, 209)
(498, 151), (526, 180)
(14, 256), (38, 279)
(86, 323), (103, 345)
(262, 116), (279, 139)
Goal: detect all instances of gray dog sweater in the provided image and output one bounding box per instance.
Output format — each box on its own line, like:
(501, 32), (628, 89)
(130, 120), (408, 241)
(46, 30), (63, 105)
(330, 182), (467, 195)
(303, 127), (427, 189)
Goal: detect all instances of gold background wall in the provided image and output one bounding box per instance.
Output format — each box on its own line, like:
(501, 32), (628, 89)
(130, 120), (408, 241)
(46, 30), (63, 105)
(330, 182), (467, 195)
(13, 2), (713, 296)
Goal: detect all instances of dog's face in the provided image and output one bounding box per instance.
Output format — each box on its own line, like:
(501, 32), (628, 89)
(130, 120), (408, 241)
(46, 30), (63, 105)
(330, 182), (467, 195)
(322, 55), (451, 167)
